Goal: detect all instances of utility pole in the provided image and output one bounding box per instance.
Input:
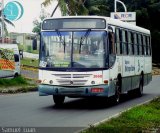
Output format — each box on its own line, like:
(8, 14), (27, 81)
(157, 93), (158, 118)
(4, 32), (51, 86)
(1, 0), (4, 43)
(114, 0), (127, 12)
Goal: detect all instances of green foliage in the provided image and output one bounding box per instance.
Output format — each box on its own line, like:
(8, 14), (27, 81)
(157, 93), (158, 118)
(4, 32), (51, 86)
(85, 0), (109, 15)
(21, 58), (39, 67)
(27, 45), (32, 53)
(18, 44), (24, 50)
(0, 76), (28, 87)
(32, 9), (50, 34)
(84, 97), (160, 133)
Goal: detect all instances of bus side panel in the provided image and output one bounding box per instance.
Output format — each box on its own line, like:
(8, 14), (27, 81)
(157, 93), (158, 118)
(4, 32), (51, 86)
(122, 56), (135, 93)
(103, 70), (113, 97)
(144, 56), (152, 85)
(134, 56), (144, 88)
(108, 56), (123, 96)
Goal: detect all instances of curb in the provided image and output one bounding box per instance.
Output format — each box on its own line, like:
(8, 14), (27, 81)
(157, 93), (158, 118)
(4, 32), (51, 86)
(0, 86), (38, 94)
(23, 76), (38, 81)
(21, 66), (38, 72)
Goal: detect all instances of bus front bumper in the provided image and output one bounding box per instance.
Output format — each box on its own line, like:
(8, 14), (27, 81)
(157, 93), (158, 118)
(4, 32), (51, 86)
(38, 84), (110, 97)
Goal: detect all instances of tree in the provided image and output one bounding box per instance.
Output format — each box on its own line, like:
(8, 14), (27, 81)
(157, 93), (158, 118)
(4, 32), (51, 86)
(32, 9), (50, 34)
(42, 0), (88, 16)
(42, 0), (109, 16)
(85, 0), (109, 16)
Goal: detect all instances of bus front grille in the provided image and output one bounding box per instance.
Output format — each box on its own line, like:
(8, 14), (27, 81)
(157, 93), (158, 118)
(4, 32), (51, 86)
(53, 73), (92, 86)
(52, 74), (71, 78)
(56, 79), (88, 86)
(73, 74), (92, 78)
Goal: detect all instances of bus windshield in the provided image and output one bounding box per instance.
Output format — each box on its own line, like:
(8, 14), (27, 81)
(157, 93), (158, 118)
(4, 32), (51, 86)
(40, 31), (107, 69)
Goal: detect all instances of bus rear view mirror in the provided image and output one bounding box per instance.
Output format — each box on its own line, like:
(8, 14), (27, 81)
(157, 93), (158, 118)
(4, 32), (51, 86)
(32, 38), (37, 50)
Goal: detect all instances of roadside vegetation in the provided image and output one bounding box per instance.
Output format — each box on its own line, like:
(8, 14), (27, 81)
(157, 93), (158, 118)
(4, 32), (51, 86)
(152, 63), (160, 75)
(21, 58), (39, 68)
(83, 97), (160, 133)
(0, 76), (37, 94)
(0, 76), (27, 86)
(18, 44), (39, 54)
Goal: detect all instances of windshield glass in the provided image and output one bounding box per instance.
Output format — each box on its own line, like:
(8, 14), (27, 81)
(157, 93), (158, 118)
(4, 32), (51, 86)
(40, 31), (107, 69)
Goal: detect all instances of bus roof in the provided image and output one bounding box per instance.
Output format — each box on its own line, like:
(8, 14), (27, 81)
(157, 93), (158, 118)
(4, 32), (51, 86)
(105, 17), (150, 34)
(43, 16), (150, 34)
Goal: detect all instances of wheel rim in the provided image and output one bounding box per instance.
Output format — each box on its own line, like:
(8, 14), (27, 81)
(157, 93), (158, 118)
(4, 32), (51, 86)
(140, 82), (143, 95)
(115, 88), (120, 103)
(115, 81), (121, 103)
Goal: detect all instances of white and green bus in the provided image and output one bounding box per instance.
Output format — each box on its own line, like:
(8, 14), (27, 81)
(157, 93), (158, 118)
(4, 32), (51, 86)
(38, 16), (152, 105)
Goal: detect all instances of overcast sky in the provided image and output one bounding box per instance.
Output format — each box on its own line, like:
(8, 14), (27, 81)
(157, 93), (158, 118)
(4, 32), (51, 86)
(4, 0), (61, 33)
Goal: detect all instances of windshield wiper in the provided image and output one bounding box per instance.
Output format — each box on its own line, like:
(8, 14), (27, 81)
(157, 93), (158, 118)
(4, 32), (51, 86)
(79, 29), (91, 54)
(55, 29), (62, 40)
(55, 29), (66, 53)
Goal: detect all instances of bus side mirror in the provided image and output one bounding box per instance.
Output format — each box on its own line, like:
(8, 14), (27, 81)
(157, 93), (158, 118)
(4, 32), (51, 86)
(108, 26), (113, 32)
(32, 38), (37, 50)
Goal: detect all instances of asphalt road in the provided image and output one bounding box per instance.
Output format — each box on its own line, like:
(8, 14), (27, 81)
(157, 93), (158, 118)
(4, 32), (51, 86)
(0, 76), (160, 133)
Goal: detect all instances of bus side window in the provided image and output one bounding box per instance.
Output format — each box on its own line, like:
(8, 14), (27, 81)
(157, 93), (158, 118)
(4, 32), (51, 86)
(122, 30), (128, 55)
(119, 29), (123, 54)
(115, 28), (120, 55)
(14, 54), (19, 62)
(134, 33), (138, 55)
(131, 32), (134, 55)
(145, 36), (148, 55)
(147, 36), (151, 55)
(138, 34), (142, 55)
(143, 35), (147, 55)
(141, 35), (144, 55)
(128, 31), (133, 55)
(137, 34), (140, 55)
(125, 30), (129, 55)
(108, 31), (115, 54)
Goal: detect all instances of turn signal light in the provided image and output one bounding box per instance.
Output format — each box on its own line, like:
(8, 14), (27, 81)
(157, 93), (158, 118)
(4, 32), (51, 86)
(91, 88), (104, 93)
(49, 80), (53, 84)
(36, 80), (42, 84)
(104, 80), (108, 84)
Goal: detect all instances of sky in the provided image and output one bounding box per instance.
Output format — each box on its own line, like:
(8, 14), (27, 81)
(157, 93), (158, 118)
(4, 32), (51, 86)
(3, 0), (61, 34)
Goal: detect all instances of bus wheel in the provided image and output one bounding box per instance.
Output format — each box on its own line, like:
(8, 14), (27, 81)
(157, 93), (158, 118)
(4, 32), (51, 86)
(53, 95), (65, 106)
(136, 76), (144, 97)
(113, 79), (121, 104)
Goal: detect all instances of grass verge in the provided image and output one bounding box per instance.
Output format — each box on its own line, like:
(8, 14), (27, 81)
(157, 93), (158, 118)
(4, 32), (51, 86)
(21, 58), (39, 67)
(83, 97), (160, 133)
(0, 76), (37, 94)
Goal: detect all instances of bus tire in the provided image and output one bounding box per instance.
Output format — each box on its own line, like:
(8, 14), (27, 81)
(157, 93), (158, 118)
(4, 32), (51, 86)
(136, 75), (144, 97)
(113, 77), (121, 104)
(53, 95), (65, 106)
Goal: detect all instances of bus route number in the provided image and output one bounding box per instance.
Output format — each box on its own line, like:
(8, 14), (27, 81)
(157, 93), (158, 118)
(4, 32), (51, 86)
(94, 75), (102, 78)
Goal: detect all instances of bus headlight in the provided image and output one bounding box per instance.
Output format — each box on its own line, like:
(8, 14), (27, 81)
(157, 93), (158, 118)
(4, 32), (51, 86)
(91, 81), (95, 85)
(49, 80), (53, 84)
